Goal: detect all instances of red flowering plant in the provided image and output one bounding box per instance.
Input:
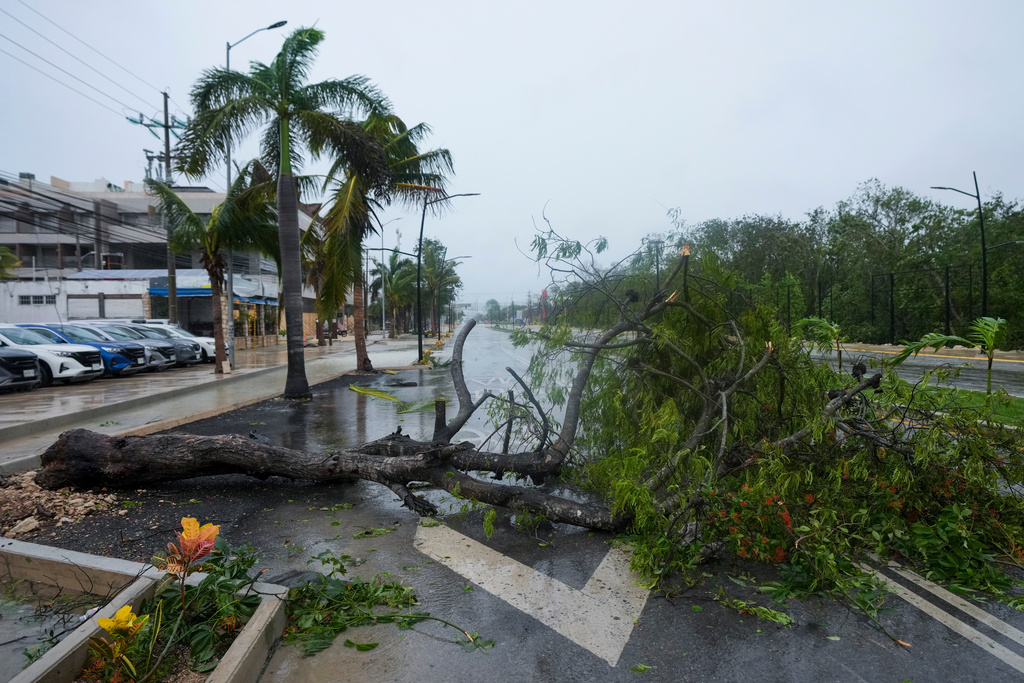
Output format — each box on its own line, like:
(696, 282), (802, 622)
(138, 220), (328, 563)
(152, 517), (221, 609)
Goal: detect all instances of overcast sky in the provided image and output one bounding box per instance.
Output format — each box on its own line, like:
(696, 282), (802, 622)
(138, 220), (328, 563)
(3, 1), (1022, 309)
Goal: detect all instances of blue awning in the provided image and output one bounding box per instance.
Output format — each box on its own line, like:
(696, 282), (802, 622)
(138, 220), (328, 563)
(149, 287), (211, 297)
(149, 288), (278, 304)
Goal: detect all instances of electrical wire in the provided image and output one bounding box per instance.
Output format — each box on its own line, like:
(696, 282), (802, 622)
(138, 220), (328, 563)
(0, 32), (137, 112)
(0, 46), (124, 118)
(0, 6), (154, 111)
(15, 0), (165, 98)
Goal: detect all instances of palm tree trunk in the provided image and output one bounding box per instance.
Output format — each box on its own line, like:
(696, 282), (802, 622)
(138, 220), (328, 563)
(353, 276), (372, 371)
(313, 281), (326, 347)
(278, 169), (312, 399)
(209, 267), (226, 374)
(390, 304), (398, 339)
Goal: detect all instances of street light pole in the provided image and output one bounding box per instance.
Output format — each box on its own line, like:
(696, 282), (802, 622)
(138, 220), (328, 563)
(225, 20), (287, 369)
(932, 171), (989, 316)
(417, 192), (479, 362)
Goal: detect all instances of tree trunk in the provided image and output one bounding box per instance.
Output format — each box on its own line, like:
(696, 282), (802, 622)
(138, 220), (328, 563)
(209, 269), (226, 374)
(34, 429), (626, 532)
(278, 170), (311, 399)
(353, 275), (372, 371)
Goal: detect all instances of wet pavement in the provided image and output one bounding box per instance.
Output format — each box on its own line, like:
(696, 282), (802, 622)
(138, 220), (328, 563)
(0, 332), (421, 469)
(153, 328), (1024, 681)
(5, 327), (1024, 681)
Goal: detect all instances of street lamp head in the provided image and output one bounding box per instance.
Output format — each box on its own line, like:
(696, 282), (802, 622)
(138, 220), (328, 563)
(267, 21), (288, 29)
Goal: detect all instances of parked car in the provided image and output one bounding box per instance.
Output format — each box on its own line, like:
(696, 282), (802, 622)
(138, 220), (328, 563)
(0, 346), (41, 392)
(18, 323), (147, 377)
(116, 324), (202, 367)
(66, 322), (176, 371)
(104, 320), (217, 362)
(0, 324), (103, 386)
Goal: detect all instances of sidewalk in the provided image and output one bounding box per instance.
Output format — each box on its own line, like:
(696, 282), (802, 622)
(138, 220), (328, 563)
(0, 333), (421, 472)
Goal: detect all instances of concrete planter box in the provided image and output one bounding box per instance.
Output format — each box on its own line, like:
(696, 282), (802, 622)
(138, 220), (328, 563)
(1, 539), (287, 683)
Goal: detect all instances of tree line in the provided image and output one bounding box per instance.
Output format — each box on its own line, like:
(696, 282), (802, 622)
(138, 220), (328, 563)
(681, 179), (1024, 348)
(542, 179), (1024, 349)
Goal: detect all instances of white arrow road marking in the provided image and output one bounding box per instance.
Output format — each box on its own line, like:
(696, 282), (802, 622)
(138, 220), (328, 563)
(857, 563), (1024, 674)
(414, 524), (649, 667)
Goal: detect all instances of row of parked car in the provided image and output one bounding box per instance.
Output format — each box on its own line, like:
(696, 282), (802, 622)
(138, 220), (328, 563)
(0, 320), (217, 392)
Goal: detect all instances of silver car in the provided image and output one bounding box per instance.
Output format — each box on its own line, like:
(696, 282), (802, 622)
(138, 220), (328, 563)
(69, 323), (176, 371)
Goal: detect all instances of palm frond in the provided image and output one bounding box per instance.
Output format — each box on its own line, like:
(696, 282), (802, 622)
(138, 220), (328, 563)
(298, 76), (391, 119)
(275, 28), (327, 97)
(890, 332), (971, 367)
(144, 179), (207, 254)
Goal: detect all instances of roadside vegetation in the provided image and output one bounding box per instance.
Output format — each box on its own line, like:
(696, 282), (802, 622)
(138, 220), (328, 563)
(512, 225), (1024, 613)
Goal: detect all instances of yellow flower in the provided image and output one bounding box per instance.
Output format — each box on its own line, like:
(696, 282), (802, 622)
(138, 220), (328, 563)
(180, 517), (220, 543)
(97, 605), (147, 637)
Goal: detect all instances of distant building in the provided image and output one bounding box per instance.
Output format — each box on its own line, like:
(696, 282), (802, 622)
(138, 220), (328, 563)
(0, 172), (313, 337)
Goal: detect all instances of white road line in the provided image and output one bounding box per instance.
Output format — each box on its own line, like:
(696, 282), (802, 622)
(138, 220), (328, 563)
(414, 524), (649, 667)
(857, 563), (1024, 674)
(883, 560), (1024, 649)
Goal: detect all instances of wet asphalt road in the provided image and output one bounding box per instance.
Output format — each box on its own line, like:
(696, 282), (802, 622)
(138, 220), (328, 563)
(166, 327), (1024, 681)
(26, 325), (1024, 681)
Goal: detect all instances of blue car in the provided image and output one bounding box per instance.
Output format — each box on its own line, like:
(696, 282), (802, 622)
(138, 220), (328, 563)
(19, 323), (147, 377)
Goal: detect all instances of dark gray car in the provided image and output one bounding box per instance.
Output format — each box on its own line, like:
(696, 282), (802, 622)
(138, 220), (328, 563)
(0, 347), (41, 391)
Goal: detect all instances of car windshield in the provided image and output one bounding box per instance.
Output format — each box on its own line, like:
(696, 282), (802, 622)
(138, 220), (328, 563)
(128, 326), (163, 339)
(143, 327), (174, 338)
(165, 327), (197, 338)
(57, 326), (107, 343)
(96, 326), (139, 341)
(0, 327), (60, 345)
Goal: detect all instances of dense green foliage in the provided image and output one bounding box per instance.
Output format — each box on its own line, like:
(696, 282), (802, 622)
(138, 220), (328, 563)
(522, 234), (1024, 603)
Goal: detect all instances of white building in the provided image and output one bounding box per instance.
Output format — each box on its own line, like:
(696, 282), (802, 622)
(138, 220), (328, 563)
(0, 172), (313, 337)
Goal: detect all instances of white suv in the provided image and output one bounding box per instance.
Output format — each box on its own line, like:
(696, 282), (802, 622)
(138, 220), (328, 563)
(0, 324), (104, 386)
(135, 323), (217, 362)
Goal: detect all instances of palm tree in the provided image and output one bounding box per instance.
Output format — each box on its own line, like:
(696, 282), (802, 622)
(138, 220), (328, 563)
(421, 239), (462, 337)
(370, 252), (416, 338)
(146, 163), (278, 374)
(176, 27), (389, 398)
(300, 219), (332, 346)
(318, 113), (453, 371)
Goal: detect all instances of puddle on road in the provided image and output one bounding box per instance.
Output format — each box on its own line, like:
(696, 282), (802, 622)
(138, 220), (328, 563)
(190, 369), (453, 453)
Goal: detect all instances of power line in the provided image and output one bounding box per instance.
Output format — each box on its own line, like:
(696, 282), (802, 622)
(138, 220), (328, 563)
(0, 32), (138, 112)
(15, 0), (165, 98)
(0, 46), (123, 117)
(0, 6), (154, 111)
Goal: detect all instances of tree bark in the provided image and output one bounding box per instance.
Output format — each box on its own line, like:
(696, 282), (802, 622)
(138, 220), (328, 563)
(278, 171), (312, 399)
(208, 263), (226, 374)
(353, 275), (372, 371)
(34, 429), (627, 532)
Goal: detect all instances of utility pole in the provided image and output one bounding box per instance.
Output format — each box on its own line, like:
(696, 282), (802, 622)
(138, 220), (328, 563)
(163, 91), (178, 325)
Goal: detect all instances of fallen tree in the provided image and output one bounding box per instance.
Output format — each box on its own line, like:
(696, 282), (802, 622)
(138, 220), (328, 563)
(35, 227), (1024, 598)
